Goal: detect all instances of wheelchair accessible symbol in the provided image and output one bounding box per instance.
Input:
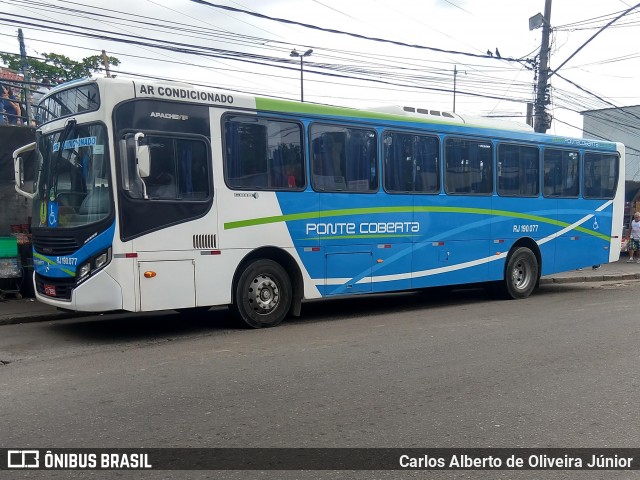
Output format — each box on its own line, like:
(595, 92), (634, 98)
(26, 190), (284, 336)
(593, 217), (599, 231)
(48, 202), (59, 227)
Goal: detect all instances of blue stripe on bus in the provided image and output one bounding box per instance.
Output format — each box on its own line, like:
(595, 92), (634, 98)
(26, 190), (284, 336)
(33, 222), (116, 278)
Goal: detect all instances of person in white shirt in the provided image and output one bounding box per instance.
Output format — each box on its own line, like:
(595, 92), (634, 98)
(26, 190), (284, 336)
(627, 212), (640, 263)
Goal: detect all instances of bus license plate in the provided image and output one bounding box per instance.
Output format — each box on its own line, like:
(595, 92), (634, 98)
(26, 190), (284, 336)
(44, 284), (56, 296)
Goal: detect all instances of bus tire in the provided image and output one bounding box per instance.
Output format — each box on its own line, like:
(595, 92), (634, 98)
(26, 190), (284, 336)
(502, 247), (538, 299)
(231, 259), (292, 328)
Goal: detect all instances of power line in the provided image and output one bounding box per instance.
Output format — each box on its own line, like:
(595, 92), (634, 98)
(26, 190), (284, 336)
(5, 0), (632, 123)
(190, 0), (532, 64)
(549, 2), (640, 79)
(555, 72), (640, 127)
(554, 8), (640, 30)
(0, 10), (536, 102)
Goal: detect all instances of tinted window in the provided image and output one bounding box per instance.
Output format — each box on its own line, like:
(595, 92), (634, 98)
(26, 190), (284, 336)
(122, 135), (209, 201)
(311, 124), (377, 192)
(224, 115), (304, 190)
(444, 138), (493, 194)
(497, 144), (539, 196)
(383, 131), (439, 193)
(543, 149), (579, 197)
(38, 84), (100, 124)
(145, 137), (209, 200)
(583, 152), (618, 199)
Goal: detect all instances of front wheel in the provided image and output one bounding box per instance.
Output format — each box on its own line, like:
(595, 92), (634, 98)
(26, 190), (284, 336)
(502, 247), (539, 299)
(230, 259), (292, 328)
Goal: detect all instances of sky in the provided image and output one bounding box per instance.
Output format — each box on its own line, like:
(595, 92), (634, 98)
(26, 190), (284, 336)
(1, 0), (639, 139)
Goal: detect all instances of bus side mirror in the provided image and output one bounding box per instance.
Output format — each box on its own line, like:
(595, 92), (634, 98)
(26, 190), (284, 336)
(13, 142), (36, 199)
(135, 133), (151, 178)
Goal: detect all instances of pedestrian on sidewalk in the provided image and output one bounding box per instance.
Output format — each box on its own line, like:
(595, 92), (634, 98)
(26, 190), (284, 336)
(627, 212), (640, 263)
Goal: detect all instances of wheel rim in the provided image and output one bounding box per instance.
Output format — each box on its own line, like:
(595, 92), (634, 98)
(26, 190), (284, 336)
(247, 274), (280, 315)
(511, 257), (532, 291)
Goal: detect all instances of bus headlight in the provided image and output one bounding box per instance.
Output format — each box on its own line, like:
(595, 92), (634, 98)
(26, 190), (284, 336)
(78, 262), (91, 279)
(94, 251), (109, 270)
(76, 248), (112, 283)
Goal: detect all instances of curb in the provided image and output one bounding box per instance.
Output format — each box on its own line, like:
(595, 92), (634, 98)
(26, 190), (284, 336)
(0, 310), (87, 327)
(539, 273), (640, 285)
(1, 274), (639, 327)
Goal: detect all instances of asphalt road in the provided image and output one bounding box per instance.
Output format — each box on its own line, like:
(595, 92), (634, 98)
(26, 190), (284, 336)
(1, 280), (639, 479)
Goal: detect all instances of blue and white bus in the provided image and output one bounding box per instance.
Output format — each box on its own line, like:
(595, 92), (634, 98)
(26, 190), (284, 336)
(14, 77), (624, 327)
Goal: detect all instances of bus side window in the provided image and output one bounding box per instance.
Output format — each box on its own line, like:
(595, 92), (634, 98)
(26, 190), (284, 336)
(584, 152), (618, 199)
(346, 129), (377, 191)
(312, 132), (344, 191)
(224, 115), (304, 191)
(543, 148), (579, 197)
(415, 135), (439, 193)
(497, 144), (539, 197)
(311, 125), (376, 192)
(267, 121), (304, 190)
(384, 131), (439, 193)
(444, 138), (493, 195)
(312, 135), (335, 176)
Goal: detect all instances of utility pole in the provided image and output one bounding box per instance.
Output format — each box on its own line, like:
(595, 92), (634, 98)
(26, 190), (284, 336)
(453, 65), (457, 113)
(534, 0), (552, 133)
(101, 50), (111, 78)
(18, 29), (32, 125)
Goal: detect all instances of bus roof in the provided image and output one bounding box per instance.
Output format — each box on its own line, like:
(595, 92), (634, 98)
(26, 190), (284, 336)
(49, 76), (619, 151)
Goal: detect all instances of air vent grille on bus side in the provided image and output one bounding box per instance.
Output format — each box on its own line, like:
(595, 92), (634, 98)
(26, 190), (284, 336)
(32, 234), (80, 256)
(193, 234), (216, 249)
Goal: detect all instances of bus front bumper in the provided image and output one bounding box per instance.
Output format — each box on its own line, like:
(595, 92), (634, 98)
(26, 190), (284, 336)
(33, 270), (123, 312)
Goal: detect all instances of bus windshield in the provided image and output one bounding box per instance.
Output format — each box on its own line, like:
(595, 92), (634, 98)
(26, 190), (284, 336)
(33, 122), (111, 229)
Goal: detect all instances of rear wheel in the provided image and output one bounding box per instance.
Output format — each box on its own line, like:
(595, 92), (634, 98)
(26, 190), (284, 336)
(230, 259), (291, 328)
(502, 247), (538, 299)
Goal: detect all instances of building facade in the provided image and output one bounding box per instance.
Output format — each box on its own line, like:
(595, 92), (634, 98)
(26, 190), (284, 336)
(582, 105), (640, 182)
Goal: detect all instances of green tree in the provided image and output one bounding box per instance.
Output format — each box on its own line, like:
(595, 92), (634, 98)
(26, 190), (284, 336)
(0, 52), (120, 84)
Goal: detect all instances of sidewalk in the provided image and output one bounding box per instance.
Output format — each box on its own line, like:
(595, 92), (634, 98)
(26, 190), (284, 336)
(0, 297), (83, 325)
(1, 258), (640, 326)
(539, 256), (640, 284)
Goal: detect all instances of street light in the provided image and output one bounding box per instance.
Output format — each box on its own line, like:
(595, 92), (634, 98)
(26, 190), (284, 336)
(290, 48), (313, 102)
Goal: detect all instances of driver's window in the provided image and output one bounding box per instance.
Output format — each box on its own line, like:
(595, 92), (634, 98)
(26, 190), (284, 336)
(146, 138), (178, 199)
(124, 134), (210, 201)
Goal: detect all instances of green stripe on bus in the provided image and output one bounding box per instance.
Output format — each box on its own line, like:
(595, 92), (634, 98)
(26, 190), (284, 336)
(225, 207), (413, 229)
(33, 252), (76, 277)
(224, 206), (611, 241)
(255, 98), (456, 126)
